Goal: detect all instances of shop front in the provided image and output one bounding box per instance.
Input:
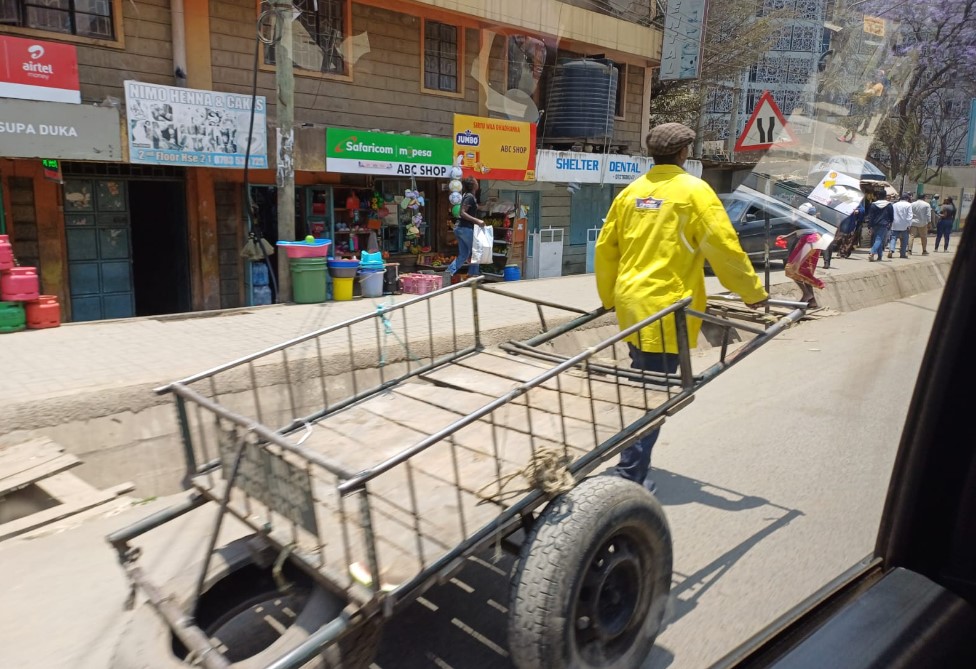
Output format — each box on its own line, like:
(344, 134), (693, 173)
(325, 128), (454, 272)
(0, 97), (128, 321)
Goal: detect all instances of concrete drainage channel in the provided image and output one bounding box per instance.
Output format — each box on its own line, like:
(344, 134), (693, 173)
(0, 258), (954, 511)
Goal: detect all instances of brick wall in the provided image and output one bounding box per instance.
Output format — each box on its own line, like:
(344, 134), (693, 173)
(75, 0), (175, 101)
(210, 1), (482, 135)
(215, 182), (242, 308)
(8, 178), (40, 273)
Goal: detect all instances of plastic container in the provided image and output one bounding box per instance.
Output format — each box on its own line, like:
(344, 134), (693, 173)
(328, 258), (360, 279)
(504, 264), (522, 282)
(252, 284), (273, 306)
(1, 266), (39, 301)
(289, 257), (328, 304)
(276, 239), (332, 259)
(332, 276), (354, 301)
(0, 301), (25, 333)
(0, 235), (14, 271)
(251, 262), (270, 287)
(359, 269), (384, 298)
(25, 295), (60, 329)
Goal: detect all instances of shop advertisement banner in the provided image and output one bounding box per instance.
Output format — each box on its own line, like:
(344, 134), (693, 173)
(0, 99), (121, 160)
(536, 150), (651, 184)
(453, 114), (536, 181)
(660, 0), (707, 81)
(124, 80), (267, 168)
(325, 128), (453, 176)
(535, 152), (703, 183)
(0, 35), (80, 104)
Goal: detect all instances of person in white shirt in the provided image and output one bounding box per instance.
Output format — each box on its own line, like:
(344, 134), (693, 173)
(908, 194), (931, 255)
(888, 193), (913, 259)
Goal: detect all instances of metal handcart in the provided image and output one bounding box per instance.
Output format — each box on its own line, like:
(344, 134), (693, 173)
(107, 279), (805, 669)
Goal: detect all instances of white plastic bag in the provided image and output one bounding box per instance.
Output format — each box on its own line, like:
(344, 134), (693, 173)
(471, 225), (494, 265)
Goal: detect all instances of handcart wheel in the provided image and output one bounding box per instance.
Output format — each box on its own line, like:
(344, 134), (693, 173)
(508, 476), (672, 669)
(111, 534), (380, 669)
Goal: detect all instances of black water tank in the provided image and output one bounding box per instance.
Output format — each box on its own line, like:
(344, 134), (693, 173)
(543, 59), (618, 140)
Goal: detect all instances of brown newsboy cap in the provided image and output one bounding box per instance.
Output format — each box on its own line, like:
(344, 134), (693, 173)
(646, 123), (696, 155)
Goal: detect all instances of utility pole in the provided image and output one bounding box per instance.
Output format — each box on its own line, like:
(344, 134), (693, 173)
(274, 0), (295, 303)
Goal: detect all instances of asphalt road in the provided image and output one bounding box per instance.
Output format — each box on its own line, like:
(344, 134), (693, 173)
(0, 289), (939, 669)
(372, 288), (939, 669)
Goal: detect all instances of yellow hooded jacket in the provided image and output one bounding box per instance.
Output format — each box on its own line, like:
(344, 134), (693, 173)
(595, 164), (768, 353)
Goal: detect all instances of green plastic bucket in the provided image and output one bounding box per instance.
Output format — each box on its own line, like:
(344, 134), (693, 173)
(0, 301), (25, 334)
(290, 258), (328, 304)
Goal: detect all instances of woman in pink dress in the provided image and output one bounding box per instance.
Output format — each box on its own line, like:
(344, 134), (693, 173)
(783, 230), (828, 308)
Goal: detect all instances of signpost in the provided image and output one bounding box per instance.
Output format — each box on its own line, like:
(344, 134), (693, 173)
(325, 128), (453, 176)
(41, 159), (62, 183)
(452, 114), (536, 181)
(734, 91), (799, 152)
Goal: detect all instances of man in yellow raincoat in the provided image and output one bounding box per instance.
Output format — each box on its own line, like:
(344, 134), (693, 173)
(595, 122), (768, 492)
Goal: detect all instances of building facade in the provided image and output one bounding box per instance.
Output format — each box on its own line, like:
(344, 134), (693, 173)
(0, 0), (662, 321)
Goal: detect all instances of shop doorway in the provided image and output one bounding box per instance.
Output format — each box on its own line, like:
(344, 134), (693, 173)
(63, 177), (190, 321)
(129, 180), (190, 316)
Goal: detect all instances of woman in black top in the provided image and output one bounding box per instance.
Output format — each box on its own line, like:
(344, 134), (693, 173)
(935, 196), (956, 252)
(446, 177), (485, 277)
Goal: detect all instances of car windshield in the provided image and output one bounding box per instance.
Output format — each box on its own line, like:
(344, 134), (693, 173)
(0, 2), (973, 669)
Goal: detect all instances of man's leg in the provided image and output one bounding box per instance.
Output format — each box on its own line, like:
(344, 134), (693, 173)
(615, 345), (680, 491)
(919, 226), (928, 254)
(899, 229), (909, 257)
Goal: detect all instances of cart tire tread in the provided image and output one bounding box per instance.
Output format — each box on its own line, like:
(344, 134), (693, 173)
(508, 475), (672, 669)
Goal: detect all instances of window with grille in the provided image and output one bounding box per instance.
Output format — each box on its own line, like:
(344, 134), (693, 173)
(264, 0), (347, 76)
(0, 0), (114, 39)
(423, 20), (459, 93)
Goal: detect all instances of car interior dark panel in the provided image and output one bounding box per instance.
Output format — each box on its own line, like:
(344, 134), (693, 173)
(765, 569), (976, 669)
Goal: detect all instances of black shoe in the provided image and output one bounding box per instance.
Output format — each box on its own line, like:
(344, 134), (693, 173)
(643, 477), (657, 495)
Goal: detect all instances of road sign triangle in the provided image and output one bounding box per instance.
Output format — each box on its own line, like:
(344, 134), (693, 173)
(734, 90), (799, 152)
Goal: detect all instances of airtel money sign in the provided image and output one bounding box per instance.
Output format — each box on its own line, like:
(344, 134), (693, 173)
(0, 35), (80, 104)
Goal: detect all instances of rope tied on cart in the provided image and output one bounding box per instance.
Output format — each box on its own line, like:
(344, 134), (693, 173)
(478, 448), (576, 505)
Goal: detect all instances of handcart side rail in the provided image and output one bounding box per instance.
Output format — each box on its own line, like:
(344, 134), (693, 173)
(337, 297), (694, 495)
(698, 306), (805, 381)
(168, 382), (358, 480)
(154, 278), (484, 394)
(476, 284), (594, 316)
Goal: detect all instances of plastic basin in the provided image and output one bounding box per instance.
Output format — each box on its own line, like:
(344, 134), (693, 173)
(277, 239), (332, 259)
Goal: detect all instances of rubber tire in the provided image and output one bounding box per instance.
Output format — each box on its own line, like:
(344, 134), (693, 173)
(111, 535), (380, 669)
(508, 476), (673, 669)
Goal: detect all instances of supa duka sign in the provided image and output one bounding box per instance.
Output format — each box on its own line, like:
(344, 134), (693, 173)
(0, 35), (80, 104)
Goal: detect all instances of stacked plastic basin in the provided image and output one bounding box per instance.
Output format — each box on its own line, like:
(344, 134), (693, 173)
(327, 258), (360, 301)
(358, 250), (385, 299)
(0, 234), (58, 333)
(277, 239), (331, 304)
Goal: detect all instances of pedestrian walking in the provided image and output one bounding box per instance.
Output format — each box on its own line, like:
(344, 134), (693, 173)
(595, 122), (768, 493)
(838, 74), (885, 144)
(935, 196), (956, 252)
(909, 193), (931, 255)
(866, 187), (894, 262)
(446, 177), (484, 279)
(798, 202), (833, 269)
(784, 229), (827, 308)
(834, 199), (865, 259)
(888, 193), (912, 259)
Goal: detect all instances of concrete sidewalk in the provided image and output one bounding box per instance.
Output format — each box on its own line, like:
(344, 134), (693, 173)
(0, 250), (953, 413)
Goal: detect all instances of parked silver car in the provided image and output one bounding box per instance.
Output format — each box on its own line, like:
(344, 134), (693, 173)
(719, 186), (837, 265)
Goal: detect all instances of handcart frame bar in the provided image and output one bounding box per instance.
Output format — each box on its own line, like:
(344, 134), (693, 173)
(337, 297), (694, 495)
(154, 278), (484, 395)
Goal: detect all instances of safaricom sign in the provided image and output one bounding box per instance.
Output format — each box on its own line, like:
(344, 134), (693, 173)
(326, 127), (453, 177)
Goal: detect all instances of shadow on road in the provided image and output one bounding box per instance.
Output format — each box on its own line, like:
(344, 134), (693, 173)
(374, 471), (802, 668)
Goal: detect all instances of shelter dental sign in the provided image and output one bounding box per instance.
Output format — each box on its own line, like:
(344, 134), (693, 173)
(326, 128), (453, 176)
(537, 150), (653, 184)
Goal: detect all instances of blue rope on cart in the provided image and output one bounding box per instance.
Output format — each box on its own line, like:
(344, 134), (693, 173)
(375, 300), (422, 366)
